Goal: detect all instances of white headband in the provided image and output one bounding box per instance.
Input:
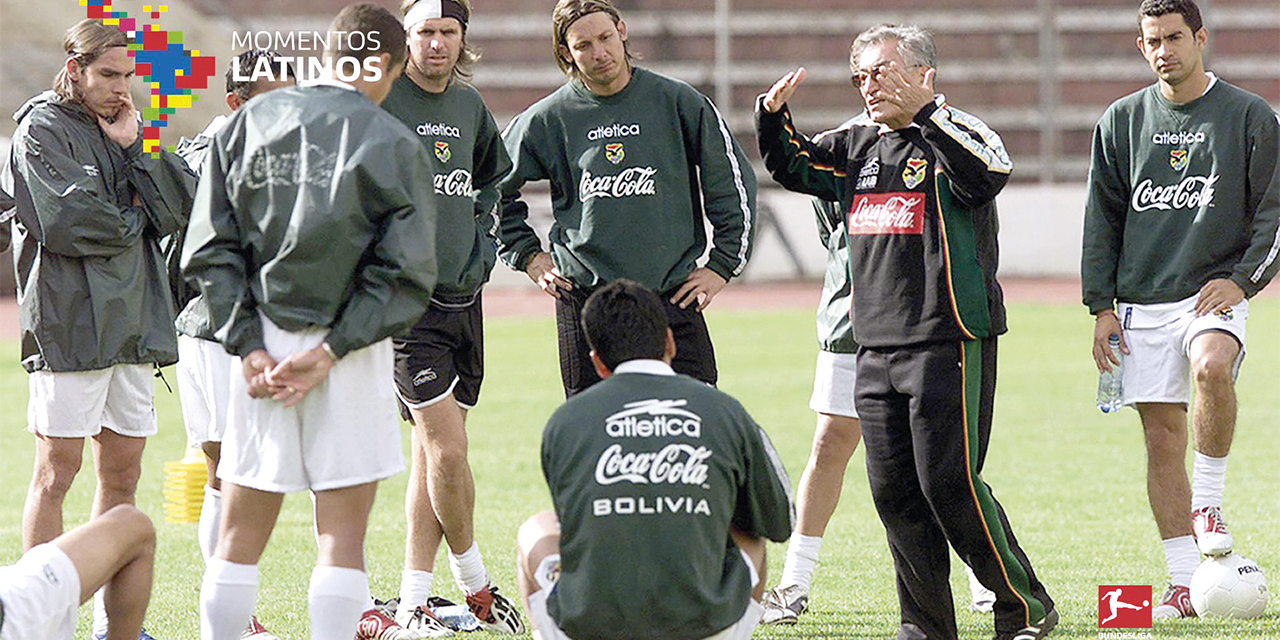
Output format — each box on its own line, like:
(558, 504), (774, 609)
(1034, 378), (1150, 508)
(403, 0), (467, 31)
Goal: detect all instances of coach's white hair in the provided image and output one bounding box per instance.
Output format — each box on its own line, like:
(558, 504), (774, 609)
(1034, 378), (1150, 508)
(849, 24), (937, 71)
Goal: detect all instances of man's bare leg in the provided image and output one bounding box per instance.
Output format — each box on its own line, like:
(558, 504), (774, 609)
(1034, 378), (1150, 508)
(23, 435), (85, 549)
(401, 403), (471, 611)
(54, 504), (155, 640)
(1187, 331), (1240, 556)
(312, 482), (378, 640)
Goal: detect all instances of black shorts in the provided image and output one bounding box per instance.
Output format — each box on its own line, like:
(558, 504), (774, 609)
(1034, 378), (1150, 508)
(393, 299), (484, 421)
(555, 284), (717, 397)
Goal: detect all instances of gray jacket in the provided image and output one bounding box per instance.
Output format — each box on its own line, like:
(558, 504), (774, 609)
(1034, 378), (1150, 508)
(3, 91), (196, 372)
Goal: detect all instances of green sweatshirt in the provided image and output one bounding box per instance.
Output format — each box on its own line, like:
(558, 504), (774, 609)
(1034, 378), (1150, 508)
(182, 82), (439, 359)
(540, 360), (793, 640)
(381, 76), (511, 305)
(498, 67), (757, 294)
(1082, 76), (1280, 312)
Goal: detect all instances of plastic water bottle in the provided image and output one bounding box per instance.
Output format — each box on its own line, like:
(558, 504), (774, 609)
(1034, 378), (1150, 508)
(1096, 334), (1124, 413)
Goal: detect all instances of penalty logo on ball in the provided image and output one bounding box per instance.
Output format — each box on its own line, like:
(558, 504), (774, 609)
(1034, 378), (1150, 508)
(1190, 554), (1269, 619)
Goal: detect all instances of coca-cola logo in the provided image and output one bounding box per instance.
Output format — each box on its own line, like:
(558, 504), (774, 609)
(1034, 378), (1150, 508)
(1130, 175), (1217, 213)
(579, 167), (658, 200)
(847, 192), (925, 235)
(434, 168), (473, 197)
(594, 443), (711, 486)
(605, 399), (701, 438)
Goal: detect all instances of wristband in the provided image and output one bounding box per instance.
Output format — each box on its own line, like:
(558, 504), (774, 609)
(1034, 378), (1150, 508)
(321, 342), (340, 362)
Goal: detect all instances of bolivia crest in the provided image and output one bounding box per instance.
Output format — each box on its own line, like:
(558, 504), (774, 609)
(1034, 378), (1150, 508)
(902, 157), (929, 188)
(1169, 149), (1188, 170)
(605, 142), (625, 165)
(435, 141), (451, 163)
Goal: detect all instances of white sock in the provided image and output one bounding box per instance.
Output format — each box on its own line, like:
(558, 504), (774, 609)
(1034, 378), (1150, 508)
(92, 589), (108, 637)
(397, 569), (434, 618)
(199, 485), (223, 563)
(448, 541), (490, 595)
(1191, 452), (1228, 511)
(778, 534), (822, 591)
(1163, 536), (1199, 587)
(309, 566), (370, 640)
(201, 558), (258, 640)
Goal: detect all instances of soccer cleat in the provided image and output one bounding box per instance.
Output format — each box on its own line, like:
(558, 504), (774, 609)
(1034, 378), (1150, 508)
(356, 608), (424, 640)
(395, 605), (455, 638)
(759, 584), (809, 625)
(464, 584), (525, 634)
(1007, 607), (1058, 640)
(1152, 584), (1197, 620)
(241, 617), (280, 640)
(1191, 506), (1234, 557)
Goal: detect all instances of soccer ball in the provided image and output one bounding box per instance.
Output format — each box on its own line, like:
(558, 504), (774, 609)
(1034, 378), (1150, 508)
(1189, 554), (1269, 618)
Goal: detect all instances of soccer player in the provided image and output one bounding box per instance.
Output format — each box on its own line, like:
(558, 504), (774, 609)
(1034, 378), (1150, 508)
(756, 24), (1057, 640)
(0, 505), (155, 640)
(760, 191), (996, 625)
(1081, 0), (1279, 619)
(370, 1), (522, 636)
(497, 0), (757, 398)
(4, 17), (195, 640)
(515, 279), (794, 640)
(172, 49), (296, 640)
(183, 5), (440, 640)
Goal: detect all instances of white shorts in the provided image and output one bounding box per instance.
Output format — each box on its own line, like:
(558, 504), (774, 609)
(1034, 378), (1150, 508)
(27, 364), (157, 438)
(0, 544), (81, 640)
(526, 554), (763, 640)
(1117, 295), (1247, 406)
(809, 350), (859, 418)
(177, 335), (238, 446)
(220, 316), (405, 493)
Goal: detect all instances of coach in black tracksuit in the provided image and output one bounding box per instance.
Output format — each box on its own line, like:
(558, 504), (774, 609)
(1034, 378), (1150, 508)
(756, 25), (1055, 640)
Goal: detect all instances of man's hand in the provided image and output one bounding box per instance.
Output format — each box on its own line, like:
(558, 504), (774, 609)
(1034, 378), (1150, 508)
(97, 93), (139, 148)
(761, 67), (806, 114)
(525, 251), (573, 299)
(265, 345), (336, 407)
(876, 62), (936, 121)
(241, 349), (281, 399)
(1092, 310), (1128, 373)
(1193, 278), (1245, 317)
(671, 267), (728, 311)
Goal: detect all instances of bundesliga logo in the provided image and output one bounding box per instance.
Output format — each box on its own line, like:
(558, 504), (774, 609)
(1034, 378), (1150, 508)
(1151, 130), (1206, 145)
(586, 123), (641, 140)
(1098, 585), (1152, 628)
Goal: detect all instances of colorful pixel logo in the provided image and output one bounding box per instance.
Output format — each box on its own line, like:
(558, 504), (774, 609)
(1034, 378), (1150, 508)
(82, 0), (216, 155)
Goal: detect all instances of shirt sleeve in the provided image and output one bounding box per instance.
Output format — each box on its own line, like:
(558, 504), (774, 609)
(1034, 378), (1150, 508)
(1081, 113), (1128, 314)
(812, 197), (842, 247)
(11, 119), (147, 258)
(496, 112), (550, 273)
(130, 142), (197, 239)
(1231, 107), (1280, 297)
(732, 405), (795, 543)
(754, 98), (846, 204)
(688, 93), (757, 282)
(472, 105), (514, 245)
(914, 100), (1012, 207)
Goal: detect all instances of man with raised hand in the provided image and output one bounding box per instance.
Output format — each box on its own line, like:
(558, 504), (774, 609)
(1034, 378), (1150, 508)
(3, 17), (195, 640)
(515, 279), (793, 640)
(172, 49), (295, 640)
(370, 0), (521, 635)
(756, 23), (1056, 640)
(497, 0), (756, 398)
(184, 5), (439, 640)
(1081, 0), (1279, 619)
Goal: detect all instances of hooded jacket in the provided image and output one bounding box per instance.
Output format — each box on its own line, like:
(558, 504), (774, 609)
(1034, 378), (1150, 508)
(3, 91), (196, 372)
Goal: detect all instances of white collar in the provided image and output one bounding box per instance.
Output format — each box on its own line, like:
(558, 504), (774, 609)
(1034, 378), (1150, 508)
(1202, 72), (1217, 96)
(613, 360), (675, 376)
(198, 114), (228, 138)
(300, 76), (359, 92)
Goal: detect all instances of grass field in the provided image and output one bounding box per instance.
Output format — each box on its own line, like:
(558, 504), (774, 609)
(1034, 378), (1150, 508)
(1, 298), (1277, 639)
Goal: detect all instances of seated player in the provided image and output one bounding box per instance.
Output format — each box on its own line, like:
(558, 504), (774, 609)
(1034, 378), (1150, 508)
(515, 280), (794, 640)
(0, 505), (155, 640)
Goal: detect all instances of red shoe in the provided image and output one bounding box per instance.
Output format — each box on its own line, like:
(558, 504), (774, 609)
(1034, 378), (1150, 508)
(464, 584), (525, 634)
(356, 608), (421, 639)
(241, 617), (279, 640)
(1152, 584), (1196, 620)
(1191, 506), (1234, 556)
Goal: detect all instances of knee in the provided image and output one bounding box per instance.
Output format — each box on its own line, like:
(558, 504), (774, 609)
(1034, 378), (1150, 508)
(32, 449), (83, 498)
(1141, 412), (1188, 456)
(1191, 350), (1235, 389)
(811, 415), (860, 463)
(96, 460), (143, 495)
(101, 504), (156, 553)
(517, 510), (559, 556)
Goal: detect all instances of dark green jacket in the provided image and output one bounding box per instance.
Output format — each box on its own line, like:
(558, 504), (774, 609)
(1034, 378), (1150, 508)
(498, 67), (757, 294)
(381, 76), (511, 306)
(170, 115), (228, 341)
(1082, 77), (1280, 312)
(181, 82), (439, 358)
(5, 91), (195, 372)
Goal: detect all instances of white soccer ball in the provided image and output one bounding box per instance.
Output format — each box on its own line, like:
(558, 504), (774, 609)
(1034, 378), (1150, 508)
(1189, 554), (1269, 618)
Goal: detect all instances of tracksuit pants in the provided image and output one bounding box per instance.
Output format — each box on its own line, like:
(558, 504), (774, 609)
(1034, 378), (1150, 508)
(856, 338), (1053, 640)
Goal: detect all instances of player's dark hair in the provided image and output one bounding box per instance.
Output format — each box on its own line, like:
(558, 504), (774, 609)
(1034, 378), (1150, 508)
(400, 0), (480, 82)
(327, 3), (408, 71)
(551, 0), (638, 81)
(226, 50), (295, 100)
(1139, 0), (1203, 33)
(54, 19), (129, 101)
(581, 280), (669, 371)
